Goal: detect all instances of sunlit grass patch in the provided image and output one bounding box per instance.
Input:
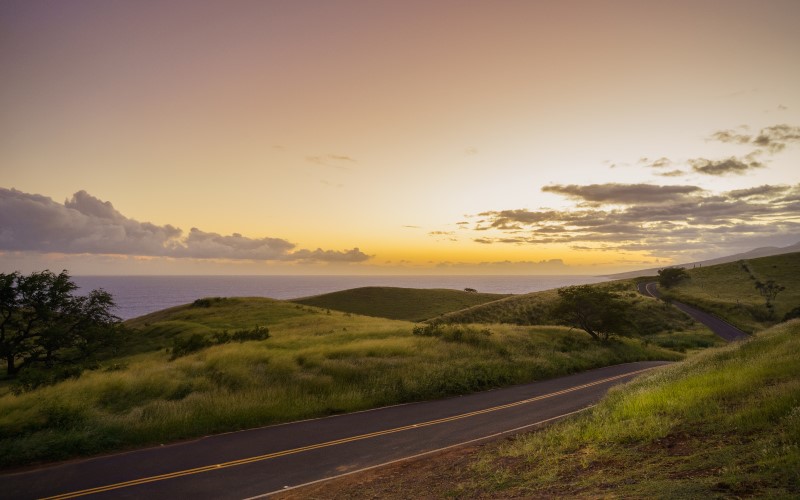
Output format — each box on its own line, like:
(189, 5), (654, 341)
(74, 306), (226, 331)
(463, 320), (800, 497)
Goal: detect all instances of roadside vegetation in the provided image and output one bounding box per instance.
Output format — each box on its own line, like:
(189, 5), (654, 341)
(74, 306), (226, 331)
(0, 296), (680, 468)
(291, 287), (508, 321)
(464, 319), (800, 497)
(283, 320), (800, 499)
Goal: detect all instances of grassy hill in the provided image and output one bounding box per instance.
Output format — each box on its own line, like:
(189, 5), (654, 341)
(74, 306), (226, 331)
(291, 286), (509, 321)
(659, 252), (800, 333)
(285, 319), (800, 498)
(0, 296), (680, 468)
(439, 280), (722, 352)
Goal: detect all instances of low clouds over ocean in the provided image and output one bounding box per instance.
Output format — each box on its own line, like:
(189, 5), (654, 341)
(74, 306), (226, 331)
(0, 188), (369, 263)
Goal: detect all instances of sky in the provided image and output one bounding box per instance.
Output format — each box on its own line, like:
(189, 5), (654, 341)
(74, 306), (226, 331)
(1, 0), (799, 275)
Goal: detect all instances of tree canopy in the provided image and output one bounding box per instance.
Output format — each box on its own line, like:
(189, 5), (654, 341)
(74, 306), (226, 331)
(553, 285), (629, 341)
(0, 270), (119, 377)
(657, 267), (690, 289)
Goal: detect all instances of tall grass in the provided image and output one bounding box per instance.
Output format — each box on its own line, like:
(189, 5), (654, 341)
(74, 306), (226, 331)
(0, 297), (681, 468)
(457, 320), (800, 497)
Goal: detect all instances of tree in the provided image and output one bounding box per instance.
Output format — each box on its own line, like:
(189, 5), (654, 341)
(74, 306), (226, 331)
(657, 267), (690, 289)
(553, 285), (629, 341)
(0, 270), (119, 377)
(755, 280), (785, 318)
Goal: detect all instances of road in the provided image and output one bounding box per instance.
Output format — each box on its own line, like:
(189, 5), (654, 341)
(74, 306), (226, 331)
(638, 282), (749, 342)
(2, 361), (670, 500)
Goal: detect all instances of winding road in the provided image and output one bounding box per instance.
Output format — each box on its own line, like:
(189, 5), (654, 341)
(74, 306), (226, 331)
(638, 282), (749, 342)
(2, 361), (670, 499)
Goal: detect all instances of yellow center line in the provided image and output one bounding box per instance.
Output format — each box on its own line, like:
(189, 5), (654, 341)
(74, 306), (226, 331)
(42, 367), (654, 500)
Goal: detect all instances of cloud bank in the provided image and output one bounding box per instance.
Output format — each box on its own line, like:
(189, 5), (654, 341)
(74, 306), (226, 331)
(470, 182), (800, 258)
(0, 188), (369, 263)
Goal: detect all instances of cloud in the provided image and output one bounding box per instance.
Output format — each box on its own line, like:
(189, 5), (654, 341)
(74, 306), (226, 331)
(689, 157), (765, 176)
(541, 183), (703, 205)
(467, 183), (800, 258)
(655, 169), (686, 178)
(752, 124), (800, 153)
(638, 157), (673, 169)
(709, 124), (800, 153)
(0, 188), (370, 263)
(726, 185), (790, 199)
(306, 154), (357, 169)
(289, 247), (370, 262)
(709, 129), (752, 145)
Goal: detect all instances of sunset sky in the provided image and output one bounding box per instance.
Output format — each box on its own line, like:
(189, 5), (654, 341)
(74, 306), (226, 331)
(2, 0), (799, 275)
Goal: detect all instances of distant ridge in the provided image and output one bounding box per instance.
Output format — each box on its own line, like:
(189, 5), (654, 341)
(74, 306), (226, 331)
(604, 241), (800, 279)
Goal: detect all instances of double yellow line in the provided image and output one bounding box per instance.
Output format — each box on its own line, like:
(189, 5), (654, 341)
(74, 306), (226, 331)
(43, 367), (653, 499)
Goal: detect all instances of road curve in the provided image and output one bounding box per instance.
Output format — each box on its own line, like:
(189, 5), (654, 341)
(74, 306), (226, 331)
(2, 361), (670, 500)
(638, 282), (749, 342)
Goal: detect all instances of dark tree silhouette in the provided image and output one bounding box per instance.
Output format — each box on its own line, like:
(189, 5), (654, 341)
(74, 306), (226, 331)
(755, 280), (785, 317)
(657, 267), (690, 288)
(0, 270), (119, 377)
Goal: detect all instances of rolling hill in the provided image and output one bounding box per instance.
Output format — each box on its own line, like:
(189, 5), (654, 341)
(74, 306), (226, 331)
(291, 286), (509, 321)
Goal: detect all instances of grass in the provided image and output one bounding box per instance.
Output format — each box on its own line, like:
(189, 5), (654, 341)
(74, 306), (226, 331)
(284, 320), (800, 498)
(439, 280), (724, 351)
(291, 287), (509, 321)
(659, 252), (800, 333)
(458, 319), (800, 498)
(0, 298), (681, 469)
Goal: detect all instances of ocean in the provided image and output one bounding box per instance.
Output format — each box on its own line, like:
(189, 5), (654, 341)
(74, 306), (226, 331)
(72, 275), (610, 320)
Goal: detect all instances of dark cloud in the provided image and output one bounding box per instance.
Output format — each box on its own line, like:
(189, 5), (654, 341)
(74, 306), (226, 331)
(726, 185), (790, 199)
(709, 124), (800, 154)
(541, 183), (703, 205)
(428, 231), (455, 236)
(752, 124), (800, 153)
(709, 129), (752, 144)
(638, 157), (673, 169)
(655, 169), (686, 178)
(467, 183), (800, 258)
(690, 157), (765, 176)
(0, 188), (370, 263)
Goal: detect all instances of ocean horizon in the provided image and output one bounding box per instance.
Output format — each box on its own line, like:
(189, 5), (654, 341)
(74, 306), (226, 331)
(72, 274), (610, 320)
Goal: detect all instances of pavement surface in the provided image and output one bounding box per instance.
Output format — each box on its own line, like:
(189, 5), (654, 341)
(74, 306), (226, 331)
(637, 282), (750, 342)
(1, 361), (670, 500)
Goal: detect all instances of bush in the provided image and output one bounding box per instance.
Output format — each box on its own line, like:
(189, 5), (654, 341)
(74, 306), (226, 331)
(171, 326), (270, 359)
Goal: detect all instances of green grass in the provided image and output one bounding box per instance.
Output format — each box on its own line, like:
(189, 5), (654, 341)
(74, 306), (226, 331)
(438, 280), (724, 351)
(0, 297), (682, 469)
(291, 287), (509, 321)
(659, 252), (800, 333)
(453, 319), (800, 497)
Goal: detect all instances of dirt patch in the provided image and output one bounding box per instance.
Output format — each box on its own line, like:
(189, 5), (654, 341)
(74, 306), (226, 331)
(272, 443), (493, 499)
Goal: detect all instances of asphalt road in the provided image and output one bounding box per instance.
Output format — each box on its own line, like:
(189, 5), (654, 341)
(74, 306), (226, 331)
(2, 361), (670, 500)
(638, 282), (749, 342)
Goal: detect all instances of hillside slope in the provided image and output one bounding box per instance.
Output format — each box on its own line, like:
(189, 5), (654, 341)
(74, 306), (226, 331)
(605, 241), (800, 279)
(659, 252), (800, 333)
(291, 287), (509, 321)
(279, 319), (800, 499)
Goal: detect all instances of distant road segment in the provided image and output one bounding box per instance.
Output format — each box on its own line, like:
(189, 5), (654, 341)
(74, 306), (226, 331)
(2, 362), (670, 500)
(638, 282), (749, 342)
